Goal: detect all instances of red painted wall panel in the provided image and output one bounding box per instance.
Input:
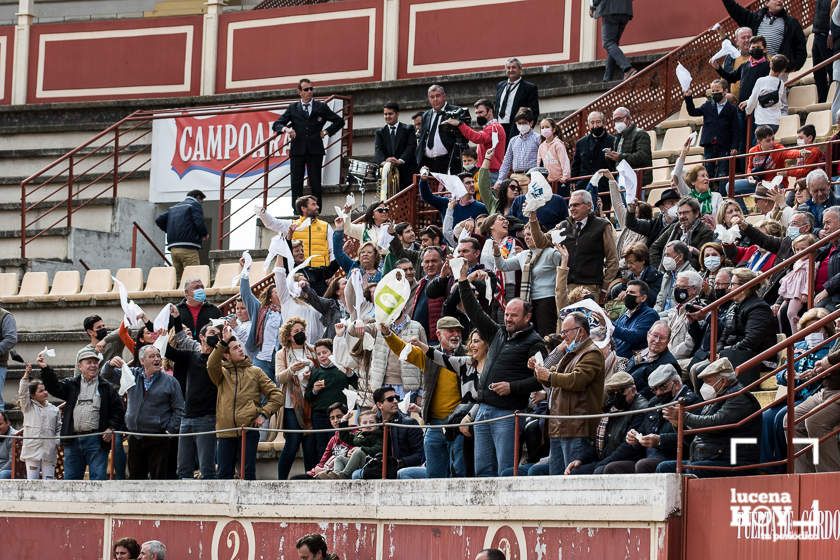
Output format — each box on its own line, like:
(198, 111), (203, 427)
(0, 26), (12, 104)
(0, 516), (104, 559)
(28, 16), (203, 103)
(218, 0), (382, 94)
(398, 0), (581, 79)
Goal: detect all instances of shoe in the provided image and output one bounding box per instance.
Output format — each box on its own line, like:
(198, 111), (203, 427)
(623, 68), (638, 80)
(315, 471), (339, 479)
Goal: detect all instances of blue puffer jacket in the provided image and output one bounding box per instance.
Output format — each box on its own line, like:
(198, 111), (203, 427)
(155, 196), (207, 250)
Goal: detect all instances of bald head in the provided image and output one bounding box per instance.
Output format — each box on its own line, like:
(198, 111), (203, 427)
(503, 298), (531, 333)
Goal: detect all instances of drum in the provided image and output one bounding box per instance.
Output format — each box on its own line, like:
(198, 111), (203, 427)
(347, 159), (380, 182)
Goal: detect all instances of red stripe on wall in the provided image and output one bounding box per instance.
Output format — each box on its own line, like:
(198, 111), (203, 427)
(0, 516), (104, 559)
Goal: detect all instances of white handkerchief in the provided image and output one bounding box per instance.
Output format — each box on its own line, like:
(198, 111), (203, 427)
(345, 193), (355, 208)
(687, 131), (698, 146)
(398, 344), (413, 362)
(113, 276), (144, 328)
(242, 250), (252, 273)
(377, 224), (394, 251)
(485, 278), (493, 305)
(42, 346), (56, 358)
(264, 234), (293, 272)
(709, 39), (741, 64)
(449, 257), (466, 281)
(334, 206), (348, 221)
(588, 171), (603, 187)
(480, 239), (496, 272)
(431, 172), (468, 199)
(398, 391), (412, 414)
(286, 255), (316, 298)
(342, 387), (359, 411)
(491, 130), (499, 149)
(523, 170), (553, 214)
(153, 334), (169, 356)
(152, 304), (171, 333)
(714, 224), (742, 244)
(550, 230), (566, 245)
(532, 352), (543, 367)
(119, 363), (136, 396)
(676, 62), (692, 92)
(616, 159), (638, 202)
(362, 332), (375, 351)
(209, 318), (227, 328)
(125, 302), (145, 329)
(457, 226), (471, 242)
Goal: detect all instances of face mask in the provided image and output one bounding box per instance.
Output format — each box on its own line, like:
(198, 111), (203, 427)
(704, 255), (721, 271)
(805, 332), (825, 347)
(714, 288), (728, 300)
(95, 327), (108, 341)
(667, 205), (679, 219)
(711, 92), (724, 103)
(293, 331), (307, 345)
(609, 392), (632, 411)
(516, 123), (531, 135)
(567, 338), (579, 353)
(193, 288), (207, 303)
(614, 121), (627, 134)
(796, 138), (806, 146)
(205, 335), (219, 348)
(623, 294), (638, 310)
(540, 127), (553, 139)
(476, 116), (488, 127)
(750, 48), (764, 59)
(787, 225), (800, 239)
(699, 382), (717, 401)
(463, 164), (476, 173)
(591, 126), (605, 137)
(674, 288), (690, 304)
(662, 256), (677, 272)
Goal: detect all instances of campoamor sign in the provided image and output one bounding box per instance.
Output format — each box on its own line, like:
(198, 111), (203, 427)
(149, 100), (344, 203)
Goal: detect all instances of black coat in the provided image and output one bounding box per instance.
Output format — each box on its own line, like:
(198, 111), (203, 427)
(415, 102), (463, 165)
(380, 409), (425, 467)
(722, 0), (807, 71)
(155, 196), (207, 250)
(627, 350), (682, 400)
(718, 295), (777, 386)
(374, 122), (417, 188)
(40, 366), (125, 445)
(272, 100), (344, 156)
(625, 213), (670, 248)
(684, 97), (740, 151)
(686, 381), (761, 464)
(177, 299), (221, 338)
(494, 79), (540, 125)
(571, 131), (616, 189)
(649, 220), (714, 270)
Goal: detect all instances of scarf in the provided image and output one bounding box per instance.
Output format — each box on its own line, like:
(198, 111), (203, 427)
(692, 189), (713, 215)
(254, 304), (280, 348)
(285, 347), (313, 429)
(519, 248), (544, 302)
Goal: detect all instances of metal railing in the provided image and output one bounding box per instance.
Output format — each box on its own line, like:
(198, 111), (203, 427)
(130, 221), (171, 268)
(556, 0), (815, 145)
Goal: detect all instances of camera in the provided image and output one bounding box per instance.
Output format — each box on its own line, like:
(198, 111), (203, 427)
(439, 106), (471, 138)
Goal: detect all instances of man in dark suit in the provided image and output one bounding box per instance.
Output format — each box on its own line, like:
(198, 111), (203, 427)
(591, 0), (636, 81)
(416, 84), (463, 174)
(683, 79), (740, 186)
(494, 57), (540, 145)
(272, 78), (345, 213)
(570, 110), (615, 202)
(373, 102), (417, 188)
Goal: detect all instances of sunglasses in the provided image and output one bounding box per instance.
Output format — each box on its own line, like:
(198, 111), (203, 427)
(376, 207), (390, 213)
(383, 395), (400, 403)
(301, 87), (314, 92)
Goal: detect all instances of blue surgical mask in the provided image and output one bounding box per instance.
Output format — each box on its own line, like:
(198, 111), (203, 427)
(567, 340), (578, 353)
(786, 225), (800, 239)
(193, 288), (207, 302)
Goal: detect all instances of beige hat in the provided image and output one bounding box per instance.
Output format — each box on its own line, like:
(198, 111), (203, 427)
(648, 364), (679, 389)
(76, 348), (100, 363)
(436, 316), (464, 330)
(697, 357), (735, 379)
(604, 371), (635, 391)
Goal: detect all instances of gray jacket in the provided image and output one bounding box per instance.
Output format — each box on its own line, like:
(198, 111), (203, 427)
(0, 425), (18, 472)
(592, 0), (633, 18)
(125, 369), (185, 435)
(0, 309), (18, 367)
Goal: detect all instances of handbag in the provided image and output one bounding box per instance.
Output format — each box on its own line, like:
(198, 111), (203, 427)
(757, 78), (782, 108)
(361, 453), (399, 479)
(443, 402), (474, 441)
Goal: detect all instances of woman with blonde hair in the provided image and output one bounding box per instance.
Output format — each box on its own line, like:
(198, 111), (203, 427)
(275, 316), (319, 479)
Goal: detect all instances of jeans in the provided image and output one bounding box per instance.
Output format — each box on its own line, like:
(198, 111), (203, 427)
(397, 466), (428, 479)
(217, 430), (260, 480)
(112, 433), (126, 480)
(424, 419), (465, 478)
(177, 414), (217, 479)
(276, 408), (318, 480)
(252, 357), (275, 382)
(473, 404), (518, 477)
(0, 469), (10, 479)
(549, 437), (595, 475)
(63, 435), (109, 480)
(655, 459), (737, 477)
(311, 411), (333, 465)
(601, 14), (632, 80)
(0, 366), (6, 410)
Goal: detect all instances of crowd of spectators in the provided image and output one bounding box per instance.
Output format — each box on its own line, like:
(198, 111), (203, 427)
(5, 1), (840, 482)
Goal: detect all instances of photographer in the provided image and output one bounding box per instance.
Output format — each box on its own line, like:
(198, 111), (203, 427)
(448, 99), (506, 183)
(416, 84), (468, 174)
(494, 108), (540, 189)
(665, 270), (705, 362)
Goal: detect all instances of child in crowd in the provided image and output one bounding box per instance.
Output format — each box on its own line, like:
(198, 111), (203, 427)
(334, 409), (382, 479)
(461, 147), (478, 175)
(309, 402), (356, 480)
(773, 234), (817, 334)
(742, 54), (789, 140)
(782, 124), (825, 180)
(18, 361), (61, 480)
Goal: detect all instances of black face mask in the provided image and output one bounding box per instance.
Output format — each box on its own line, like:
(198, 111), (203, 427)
(750, 48), (765, 59)
(605, 391), (631, 411)
(95, 327), (108, 341)
(674, 288), (690, 304)
(623, 294), (638, 310)
(206, 335), (219, 348)
(293, 331), (307, 345)
(476, 116), (488, 127)
(711, 92), (724, 103)
(591, 126), (605, 137)
(714, 288), (727, 300)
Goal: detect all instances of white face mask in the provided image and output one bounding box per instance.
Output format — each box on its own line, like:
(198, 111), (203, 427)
(614, 121), (627, 134)
(699, 382), (717, 401)
(703, 255), (721, 271)
(662, 256), (677, 272)
(517, 123), (532, 135)
(796, 138), (806, 146)
(540, 127), (553, 139)
(667, 205), (679, 219)
(805, 332), (825, 347)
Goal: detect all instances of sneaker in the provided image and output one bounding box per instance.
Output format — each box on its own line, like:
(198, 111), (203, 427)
(624, 68), (638, 80)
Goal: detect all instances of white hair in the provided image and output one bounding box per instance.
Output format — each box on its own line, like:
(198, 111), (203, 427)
(428, 84), (446, 95)
(587, 111), (604, 123)
(505, 57), (523, 67)
(570, 189), (593, 206)
(142, 541), (166, 560)
(614, 106), (631, 118)
(138, 345), (160, 361)
(677, 269), (703, 288)
(806, 168), (830, 188)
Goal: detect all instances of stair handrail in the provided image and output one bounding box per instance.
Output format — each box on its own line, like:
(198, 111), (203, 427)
(557, 0), (815, 145)
(131, 221), (171, 268)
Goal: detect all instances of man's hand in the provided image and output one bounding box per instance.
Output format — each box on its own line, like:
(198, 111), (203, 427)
(815, 356), (831, 374)
(815, 290), (829, 304)
(459, 415), (472, 438)
(409, 337), (429, 354)
(604, 150), (621, 162)
(109, 356), (125, 369)
(221, 325), (234, 343)
(662, 405), (682, 426)
(379, 323), (391, 336)
(738, 100), (748, 110)
(440, 259), (452, 278)
(36, 352), (47, 370)
(445, 118), (461, 127)
(489, 381), (511, 396)
(95, 340), (106, 355)
(102, 428), (113, 443)
(564, 459), (582, 475)
(254, 415), (266, 427)
(534, 365), (551, 384)
(320, 130), (327, 139)
(638, 434), (661, 448)
(710, 59), (722, 69)
(291, 360), (308, 372)
(467, 269), (488, 283)
(334, 216), (344, 230)
(285, 128), (296, 140)
(386, 156), (400, 165)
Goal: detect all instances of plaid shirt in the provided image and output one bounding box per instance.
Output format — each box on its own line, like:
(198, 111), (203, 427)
(498, 130), (540, 180)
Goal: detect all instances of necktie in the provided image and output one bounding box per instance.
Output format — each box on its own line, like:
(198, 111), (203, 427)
(390, 125), (396, 139)
(427, 113), (439, 150)
(576, 221), (584, 237)
(303, 103), (310, 116)
(499, 83), (513, 119)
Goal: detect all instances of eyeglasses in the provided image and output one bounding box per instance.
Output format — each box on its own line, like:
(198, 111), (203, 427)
(648, 333), (668, 342)
(508, 185), (521, 192)
(383, 395), (400, 403)
(376, 207), (390, 213)
(301, 87), (314, 92)
(559, 326), (581, 337)
(569, 202), (586, 208)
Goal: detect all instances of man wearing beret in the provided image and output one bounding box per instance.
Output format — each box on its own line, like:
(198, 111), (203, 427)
(657, 357), (760, 476)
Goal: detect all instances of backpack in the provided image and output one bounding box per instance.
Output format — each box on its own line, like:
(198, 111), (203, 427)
(757, 78), (783, 108)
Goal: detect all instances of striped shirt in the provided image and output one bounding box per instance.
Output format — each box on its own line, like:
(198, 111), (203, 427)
(758, 15), (785, 56)
(498, 130), (541, 181)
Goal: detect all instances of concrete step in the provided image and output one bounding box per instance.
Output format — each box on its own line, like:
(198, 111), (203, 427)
(0, 227), (71, 259)
(0, 144), (151, 179)
(0, 198), (115, 232)
(0, 174), (150, 203)
(0, 127), (151, 152)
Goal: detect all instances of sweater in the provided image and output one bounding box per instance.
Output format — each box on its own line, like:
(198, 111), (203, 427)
(304, 363), (358, 413)
(18, 378), (61, 464)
